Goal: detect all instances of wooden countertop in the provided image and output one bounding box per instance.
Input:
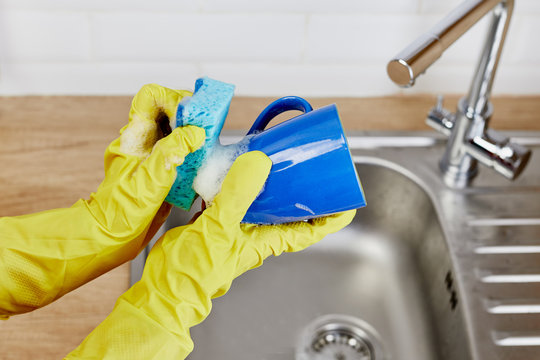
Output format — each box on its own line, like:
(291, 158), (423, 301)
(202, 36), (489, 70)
(1, 94), (539, 358)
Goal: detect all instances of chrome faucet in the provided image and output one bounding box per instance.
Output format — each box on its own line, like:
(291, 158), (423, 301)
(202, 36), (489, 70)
(387, 0), (531, 188)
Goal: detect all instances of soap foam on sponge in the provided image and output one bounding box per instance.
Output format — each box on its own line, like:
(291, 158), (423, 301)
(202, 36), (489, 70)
(165, 77), (235, 209)
(192, 136), (252, 206)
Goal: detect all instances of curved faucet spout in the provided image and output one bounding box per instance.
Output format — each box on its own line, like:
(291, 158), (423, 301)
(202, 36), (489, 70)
(387, 0), (513, 90)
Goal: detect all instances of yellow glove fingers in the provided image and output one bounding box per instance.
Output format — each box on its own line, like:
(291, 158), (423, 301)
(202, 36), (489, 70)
(282, 209), (357, 253)
(128, 84), (192, 125)
(112, 126), (204, 224)
(87, 126), (204, 238)
(237, 210), (356, 275)
(105, 84), (192, 175)
(133, 125), (205, 189)
(121, 84), (192, 159)
(292, 209), (357, 251)
(208, 151), (272, 224)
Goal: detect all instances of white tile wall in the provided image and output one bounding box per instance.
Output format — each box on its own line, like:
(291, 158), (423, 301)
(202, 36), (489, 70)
(92, 13), (304, 62)
(201, 63), (395, 97)
(0, 11), (90, 62)
(0, 0), (538, 96)
(0, 63), (200, 95)
(0, 0), (200, 11)
(305, 15), (434, 63)
(201, 0), (418, 14)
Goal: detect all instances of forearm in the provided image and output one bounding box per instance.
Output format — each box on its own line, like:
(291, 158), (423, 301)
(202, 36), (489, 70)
(66, 240), (224, 359)
(0, 200), (149, 317)
(65, 275), (207, 360)
(65, 298), (192, 360)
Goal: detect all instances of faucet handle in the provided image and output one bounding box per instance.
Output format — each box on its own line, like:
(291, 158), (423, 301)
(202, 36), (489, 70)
(467, 129), (532, 180)
(426, 95), (455, 137)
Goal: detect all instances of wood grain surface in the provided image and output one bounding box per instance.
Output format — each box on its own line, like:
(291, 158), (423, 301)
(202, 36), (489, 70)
(0, 94), (539, 359)
(227, 95), (540, 131)
(0, 96), (131, 359)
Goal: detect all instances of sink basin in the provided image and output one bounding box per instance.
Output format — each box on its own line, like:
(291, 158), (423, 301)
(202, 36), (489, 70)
(130, 132), (540, 360)
(183, 161), (468, 360)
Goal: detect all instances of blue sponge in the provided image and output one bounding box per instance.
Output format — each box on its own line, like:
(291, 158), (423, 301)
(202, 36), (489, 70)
(165, 77), (235, 209)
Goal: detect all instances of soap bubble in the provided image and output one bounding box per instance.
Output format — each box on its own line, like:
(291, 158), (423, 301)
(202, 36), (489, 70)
(192, 136), (252, 206)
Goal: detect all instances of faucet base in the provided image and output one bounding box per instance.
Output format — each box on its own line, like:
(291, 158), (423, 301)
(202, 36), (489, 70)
(439, 155), (478, 189)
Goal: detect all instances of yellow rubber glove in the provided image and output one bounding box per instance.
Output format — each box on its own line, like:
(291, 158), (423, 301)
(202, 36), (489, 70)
(66, 151), (356, 359)
(0, 84), (205, 319)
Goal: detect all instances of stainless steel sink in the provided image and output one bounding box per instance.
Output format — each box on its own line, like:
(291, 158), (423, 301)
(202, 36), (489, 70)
(131, 131), (540, 360)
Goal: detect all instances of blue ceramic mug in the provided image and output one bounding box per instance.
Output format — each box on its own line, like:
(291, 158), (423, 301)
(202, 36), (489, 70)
(242, 96), (366, 224)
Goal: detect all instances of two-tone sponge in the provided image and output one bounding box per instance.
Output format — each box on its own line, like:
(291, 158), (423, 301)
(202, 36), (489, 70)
(165, 77), (235, 209)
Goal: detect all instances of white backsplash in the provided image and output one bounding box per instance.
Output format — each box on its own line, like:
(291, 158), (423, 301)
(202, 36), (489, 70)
(0, 0), (538, 96)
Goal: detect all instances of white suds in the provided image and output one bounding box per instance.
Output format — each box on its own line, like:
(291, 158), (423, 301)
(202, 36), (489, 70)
(192, 136), (252, 205)
(164, 154), (185, 171)
(120, 116), (158, 159)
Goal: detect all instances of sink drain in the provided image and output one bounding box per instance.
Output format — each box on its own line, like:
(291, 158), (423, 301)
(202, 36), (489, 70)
(296, 315), (385, 360)
(310, 328), (372, 359)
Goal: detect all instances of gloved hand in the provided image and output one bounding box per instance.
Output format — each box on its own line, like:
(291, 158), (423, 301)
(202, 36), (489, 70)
(66, 151), (356, 359)
(0, 84), (205, 318)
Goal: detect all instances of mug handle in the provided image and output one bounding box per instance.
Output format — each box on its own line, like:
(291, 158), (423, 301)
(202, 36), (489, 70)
(247, 96), (313, 135)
